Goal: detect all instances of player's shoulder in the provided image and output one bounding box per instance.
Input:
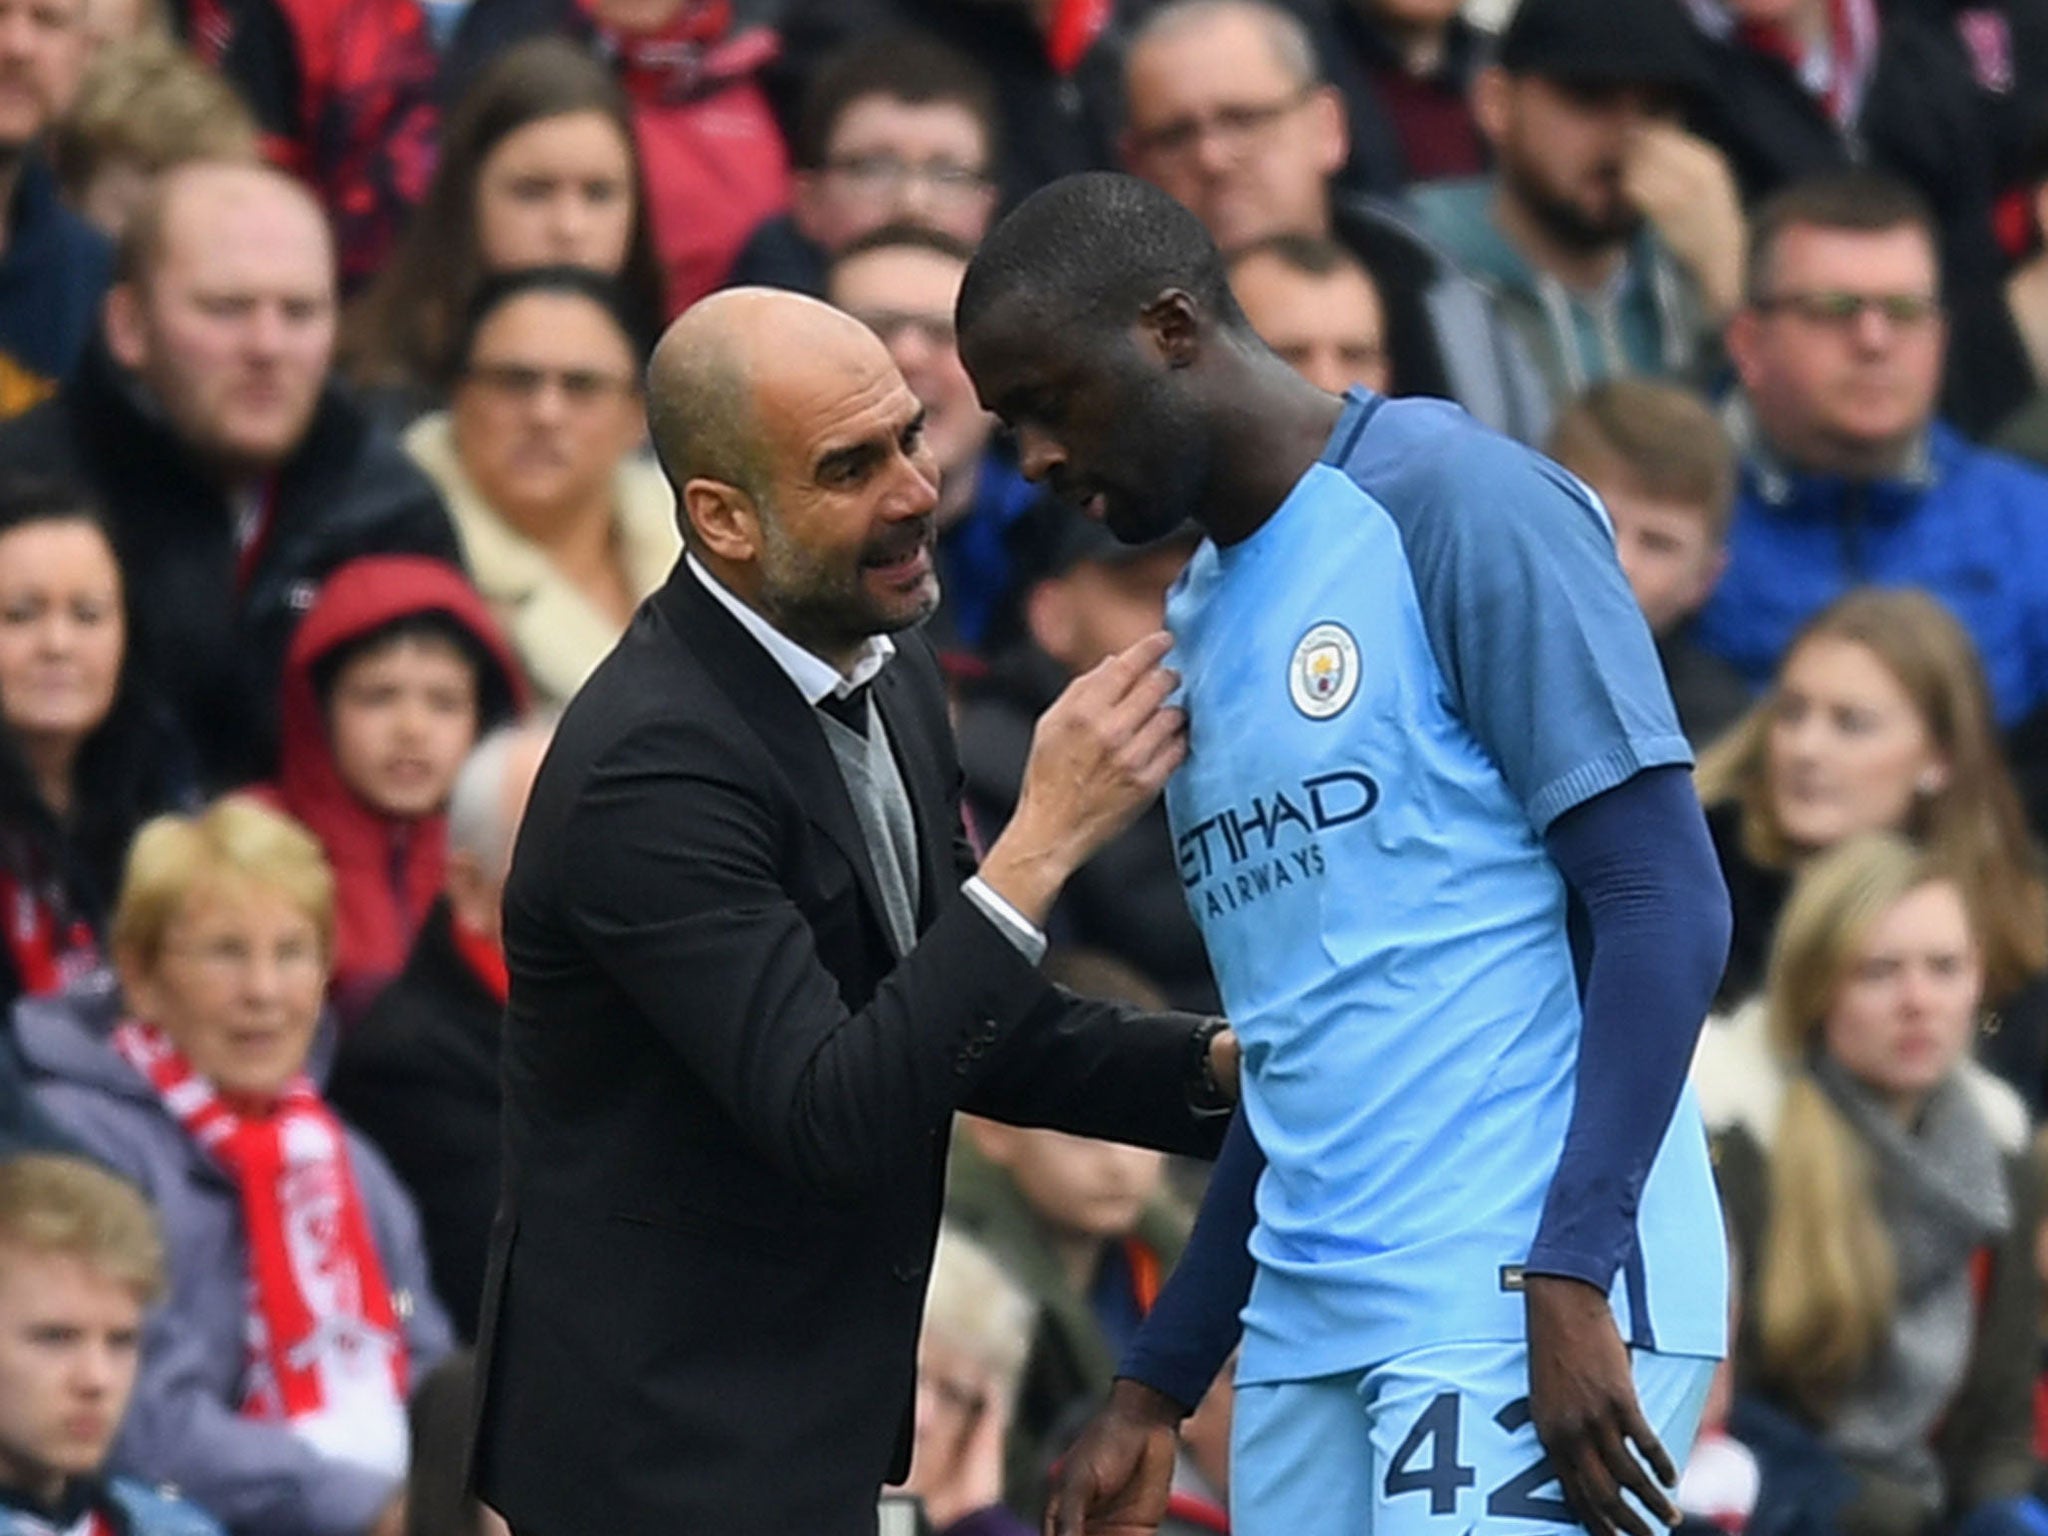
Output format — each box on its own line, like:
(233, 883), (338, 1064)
(1331, 395), (1604, 546)
(1327, 396), (1610, 584)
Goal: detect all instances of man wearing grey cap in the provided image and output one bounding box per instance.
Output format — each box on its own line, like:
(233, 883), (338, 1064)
(1408, 0), (1747, 408)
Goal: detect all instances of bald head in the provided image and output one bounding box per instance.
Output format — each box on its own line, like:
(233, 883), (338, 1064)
(118, 159), (332, 290)
(648, 287), (900, 520)
(649, 285), (941, 661)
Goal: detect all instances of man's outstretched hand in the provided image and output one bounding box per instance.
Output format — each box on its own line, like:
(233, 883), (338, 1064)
(1524, 1274), (1679, 1536)
(1045, 1379), (1184, 1536)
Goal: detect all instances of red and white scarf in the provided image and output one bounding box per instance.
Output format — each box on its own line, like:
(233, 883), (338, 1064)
(112, 1021), (410, 1476)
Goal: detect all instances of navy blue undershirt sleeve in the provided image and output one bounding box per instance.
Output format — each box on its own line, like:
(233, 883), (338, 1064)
(1116, 1108), (1261, 1413)
(1525, 764), (1731, 1289)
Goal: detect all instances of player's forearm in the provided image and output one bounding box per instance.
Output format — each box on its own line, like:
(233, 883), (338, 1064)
(1118, 1108), (1262, 1412)
(1527, 766), (1730, 1287)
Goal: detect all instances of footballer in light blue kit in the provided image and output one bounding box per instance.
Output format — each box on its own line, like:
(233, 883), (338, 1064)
(958, 173), (1735, 1536)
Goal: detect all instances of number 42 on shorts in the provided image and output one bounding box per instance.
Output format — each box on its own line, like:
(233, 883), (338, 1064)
(1385, 1393), (1571, 1521)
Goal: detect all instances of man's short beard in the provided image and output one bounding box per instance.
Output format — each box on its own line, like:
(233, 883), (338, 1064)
(1504, 159), (1641, 255)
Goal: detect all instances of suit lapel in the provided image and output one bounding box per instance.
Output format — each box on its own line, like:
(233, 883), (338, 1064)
(654, 566), (898, 954)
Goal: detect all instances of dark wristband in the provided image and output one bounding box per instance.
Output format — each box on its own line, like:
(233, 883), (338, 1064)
(1185, 1017), (1231, 1114)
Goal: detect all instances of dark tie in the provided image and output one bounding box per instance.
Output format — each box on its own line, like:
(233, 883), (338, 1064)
(817, 685), (870, 738)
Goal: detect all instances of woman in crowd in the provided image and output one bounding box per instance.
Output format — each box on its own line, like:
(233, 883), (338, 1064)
(340, 38), (666, 423)
(0, 479), (194, 1019)
(1711, 832), (2039, 1536)
(262, 556), (523, 1015)
(1695, 587), (2048, 1107)
(14, 797), (454, 1536)
(403, 268), (675, 711)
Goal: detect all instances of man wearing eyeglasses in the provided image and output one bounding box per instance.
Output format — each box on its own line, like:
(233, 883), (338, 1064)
(1696, 168), (2048, 731)
(729, 32), (1000, 301)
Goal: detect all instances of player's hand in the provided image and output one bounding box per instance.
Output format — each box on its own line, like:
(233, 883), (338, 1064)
(1621, 122), (1745, 320)
(363, 1493), (407, 1536)
(1045, 1378), (1183, 1536)
(982, 633), (1187, 923)
(1524, 1274), (1679, 1536)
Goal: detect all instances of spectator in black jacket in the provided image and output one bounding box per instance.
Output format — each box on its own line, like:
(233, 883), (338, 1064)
(330, 718), (550, 1342)
(0, 161), (461, 790)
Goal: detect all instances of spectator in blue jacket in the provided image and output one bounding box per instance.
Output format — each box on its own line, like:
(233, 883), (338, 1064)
(1696, 169), (2048, 729)
(0, 1154), (223, 1536)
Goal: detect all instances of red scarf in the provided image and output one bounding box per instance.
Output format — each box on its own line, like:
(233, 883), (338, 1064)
(0, 867), (98, 997)
(112, 1021), (410, 1469)
(1046, 0), (1110, 75)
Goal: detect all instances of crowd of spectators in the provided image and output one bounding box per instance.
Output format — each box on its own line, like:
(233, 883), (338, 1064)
(0, 0), (2044, 1531)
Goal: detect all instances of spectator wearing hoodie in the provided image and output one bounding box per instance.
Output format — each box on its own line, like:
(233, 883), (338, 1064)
(1406, 0), (1746, 411)
(259, 556), (524, 1019)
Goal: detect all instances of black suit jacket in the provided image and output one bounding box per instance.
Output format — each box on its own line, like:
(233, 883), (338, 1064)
(471, 564), (1222, 1536)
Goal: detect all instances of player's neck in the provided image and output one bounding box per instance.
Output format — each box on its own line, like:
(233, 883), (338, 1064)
(1200, 356), (1348, 548)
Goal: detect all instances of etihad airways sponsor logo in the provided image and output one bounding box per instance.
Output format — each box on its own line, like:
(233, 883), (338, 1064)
(1178, 769), (1379, 917)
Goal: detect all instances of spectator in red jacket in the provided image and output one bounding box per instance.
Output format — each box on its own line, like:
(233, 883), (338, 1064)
(260, 555), (524, 1016)
(176, 0), (439, 291)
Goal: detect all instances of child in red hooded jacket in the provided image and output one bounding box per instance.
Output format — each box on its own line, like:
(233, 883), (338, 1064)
(263, 555), (525, 1019)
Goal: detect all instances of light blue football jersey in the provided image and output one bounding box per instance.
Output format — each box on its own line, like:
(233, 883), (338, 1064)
(1164, 392), (1727, 1387)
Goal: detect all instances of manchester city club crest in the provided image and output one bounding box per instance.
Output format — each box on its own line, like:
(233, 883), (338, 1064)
(1288, 622), (1360, 719)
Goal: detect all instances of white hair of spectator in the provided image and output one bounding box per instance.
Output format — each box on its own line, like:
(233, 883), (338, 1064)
(922, 1225), (1036, 1406)
(1127, 0), (1323, 90)
(448, 718), (553, 873)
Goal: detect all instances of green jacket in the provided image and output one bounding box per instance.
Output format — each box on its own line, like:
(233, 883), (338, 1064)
(946, 1137), (1194, 1514)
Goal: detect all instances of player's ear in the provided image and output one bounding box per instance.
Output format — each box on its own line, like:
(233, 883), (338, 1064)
(1140, 288), (1202, 369)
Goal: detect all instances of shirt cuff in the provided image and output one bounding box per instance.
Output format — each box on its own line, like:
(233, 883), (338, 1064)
(962, 876), (1047, 964)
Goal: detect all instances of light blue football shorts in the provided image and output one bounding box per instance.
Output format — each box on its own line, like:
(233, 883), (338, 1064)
(1231, 1341), (1717, 1536)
